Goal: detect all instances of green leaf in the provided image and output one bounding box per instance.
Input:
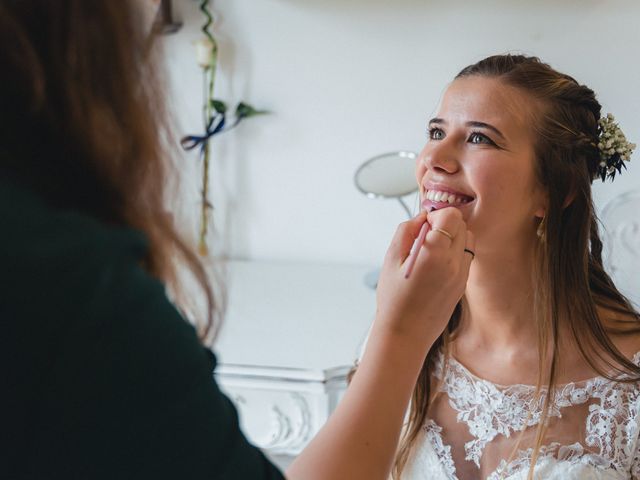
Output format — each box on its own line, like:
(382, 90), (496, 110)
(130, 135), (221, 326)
(235, 102), (269, 119)
(210, 99), (227, 114)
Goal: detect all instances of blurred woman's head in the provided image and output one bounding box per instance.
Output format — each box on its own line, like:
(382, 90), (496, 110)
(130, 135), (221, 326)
(0, 0), (217, 337)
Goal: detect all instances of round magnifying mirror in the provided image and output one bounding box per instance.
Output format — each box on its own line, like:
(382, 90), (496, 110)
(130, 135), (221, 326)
(354, 151), (419, 218)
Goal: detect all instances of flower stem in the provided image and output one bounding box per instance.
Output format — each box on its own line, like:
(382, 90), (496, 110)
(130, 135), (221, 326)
(197, 0), (218, 255)
(199, 141), (211, 256)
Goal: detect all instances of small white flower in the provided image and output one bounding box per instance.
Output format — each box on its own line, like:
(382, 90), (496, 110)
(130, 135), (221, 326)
(597, 113), (635, 180)
(194, 38), (215, 69)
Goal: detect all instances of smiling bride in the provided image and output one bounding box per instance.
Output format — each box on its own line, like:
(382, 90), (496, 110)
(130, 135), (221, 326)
(396, 54), (640, 480)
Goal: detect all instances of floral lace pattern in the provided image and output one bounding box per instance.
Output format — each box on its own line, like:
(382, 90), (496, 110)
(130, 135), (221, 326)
(488, 442), (613, 479)
(407, 352), (640, 479)
(424, 419), (458, 479)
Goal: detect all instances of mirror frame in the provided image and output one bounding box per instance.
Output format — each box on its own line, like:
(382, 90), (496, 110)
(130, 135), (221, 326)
(353, 150), (419, 200)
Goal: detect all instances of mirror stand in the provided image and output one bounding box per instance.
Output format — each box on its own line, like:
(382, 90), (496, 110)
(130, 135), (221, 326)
(354, 151), (419, 288)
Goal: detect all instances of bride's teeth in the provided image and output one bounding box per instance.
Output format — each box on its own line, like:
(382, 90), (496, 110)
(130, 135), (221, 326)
(425, 189), (472, 204)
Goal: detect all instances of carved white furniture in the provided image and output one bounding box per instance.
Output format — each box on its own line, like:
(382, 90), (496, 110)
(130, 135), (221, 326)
(213, 260), (376, 470)
(601, 189), (640, 309)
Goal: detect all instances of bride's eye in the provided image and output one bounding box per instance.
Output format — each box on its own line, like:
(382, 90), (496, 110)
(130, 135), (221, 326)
(469, 132), (496, 145)
(429, 127), (445, 140)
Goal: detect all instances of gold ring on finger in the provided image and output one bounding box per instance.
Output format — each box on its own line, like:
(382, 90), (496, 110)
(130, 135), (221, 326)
(433, 227), (454, 241)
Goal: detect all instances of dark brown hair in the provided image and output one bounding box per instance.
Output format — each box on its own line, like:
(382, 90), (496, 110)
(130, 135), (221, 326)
(393, 54), (640, 478)
(0, 1), (218, 337)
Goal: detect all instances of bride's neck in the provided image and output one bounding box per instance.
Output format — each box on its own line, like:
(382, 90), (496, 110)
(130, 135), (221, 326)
(458, 247), (538, 356)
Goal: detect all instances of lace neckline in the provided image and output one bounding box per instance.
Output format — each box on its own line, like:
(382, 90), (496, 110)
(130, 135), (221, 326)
(431, 350), (640, 469)
(442, 350), (640, 390)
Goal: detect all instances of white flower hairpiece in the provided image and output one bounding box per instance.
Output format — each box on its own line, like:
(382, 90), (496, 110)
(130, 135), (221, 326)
(597, 113), (636, 182)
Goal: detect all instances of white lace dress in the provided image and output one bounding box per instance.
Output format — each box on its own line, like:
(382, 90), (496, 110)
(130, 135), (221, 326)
(402, 352), (640, 480)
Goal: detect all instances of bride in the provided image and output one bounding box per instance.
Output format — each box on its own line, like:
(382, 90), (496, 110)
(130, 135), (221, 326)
(395, 54), (640, 479)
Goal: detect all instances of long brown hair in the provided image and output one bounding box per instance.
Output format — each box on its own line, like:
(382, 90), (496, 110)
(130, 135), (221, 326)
(0, 1), (219, 338)
(393, 55), (640, 478)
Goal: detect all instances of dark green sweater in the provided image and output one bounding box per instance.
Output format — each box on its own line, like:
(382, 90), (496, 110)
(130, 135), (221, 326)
(1, 176), (284, 480)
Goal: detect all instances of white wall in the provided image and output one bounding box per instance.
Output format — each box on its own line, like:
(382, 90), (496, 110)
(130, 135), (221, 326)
(163, 0), (640, 267)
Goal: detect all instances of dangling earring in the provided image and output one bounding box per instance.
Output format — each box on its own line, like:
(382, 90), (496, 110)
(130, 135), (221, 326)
(536, 214), (546, 241)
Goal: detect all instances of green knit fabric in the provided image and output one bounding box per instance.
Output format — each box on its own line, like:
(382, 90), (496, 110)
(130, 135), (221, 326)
(1, 176), (283, 480)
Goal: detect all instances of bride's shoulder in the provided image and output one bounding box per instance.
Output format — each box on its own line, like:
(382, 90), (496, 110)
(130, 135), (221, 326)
(599, 305), (640, 360)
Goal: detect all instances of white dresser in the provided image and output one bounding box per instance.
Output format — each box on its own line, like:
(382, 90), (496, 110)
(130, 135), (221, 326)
(213, 260), (377, 470)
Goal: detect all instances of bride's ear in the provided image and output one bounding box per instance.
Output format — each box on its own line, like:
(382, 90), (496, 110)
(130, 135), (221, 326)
(534, 191), (547, 220)
(534, 189), (574, 219)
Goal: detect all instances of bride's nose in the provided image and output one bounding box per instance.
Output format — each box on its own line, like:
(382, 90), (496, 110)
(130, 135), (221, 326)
(422, 141), (460, 174)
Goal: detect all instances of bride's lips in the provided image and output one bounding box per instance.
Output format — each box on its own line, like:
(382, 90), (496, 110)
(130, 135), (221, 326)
(421, 183), (475, 211)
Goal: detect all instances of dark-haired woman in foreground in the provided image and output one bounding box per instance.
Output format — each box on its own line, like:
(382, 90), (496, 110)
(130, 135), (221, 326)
(1, 2), (472, 479)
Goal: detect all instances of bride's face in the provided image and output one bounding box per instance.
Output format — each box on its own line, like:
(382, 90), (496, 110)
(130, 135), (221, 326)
(416, 75), (547, 255)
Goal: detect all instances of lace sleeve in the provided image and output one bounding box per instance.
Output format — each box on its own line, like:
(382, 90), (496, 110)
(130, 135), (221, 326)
(632, 428), (640, 479)
(630, 392), (640, 479)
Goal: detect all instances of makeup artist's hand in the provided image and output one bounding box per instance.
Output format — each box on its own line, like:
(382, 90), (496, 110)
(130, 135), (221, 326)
(288, 208), (473, 480)
(374, 207), (475, 349)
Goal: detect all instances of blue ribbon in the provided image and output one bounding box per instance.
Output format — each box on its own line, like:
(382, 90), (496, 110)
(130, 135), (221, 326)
(180, 113), (226, 155)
